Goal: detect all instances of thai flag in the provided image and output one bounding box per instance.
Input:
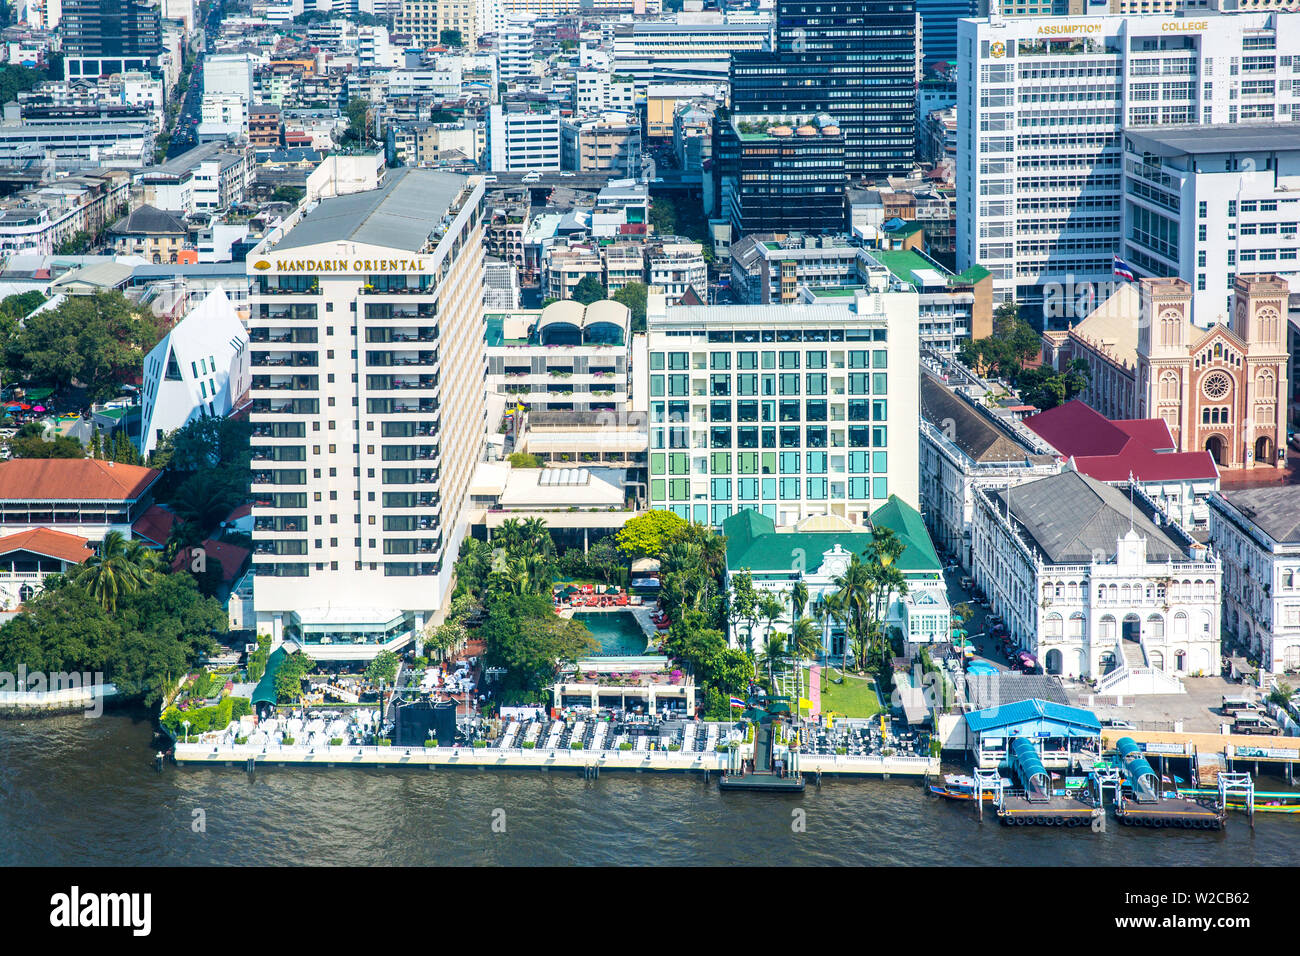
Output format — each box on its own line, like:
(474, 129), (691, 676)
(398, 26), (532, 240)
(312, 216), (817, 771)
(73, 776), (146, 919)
(1113, 255), (1136, 282)
(729, 696), (745, 708)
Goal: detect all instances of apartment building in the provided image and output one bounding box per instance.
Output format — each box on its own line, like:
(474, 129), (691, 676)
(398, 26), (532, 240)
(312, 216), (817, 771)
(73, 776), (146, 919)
(645, 286), (920, 529)
(246, 165), (487, 660)
(488, 103), (561, 171)
(486, 299), (632, 415)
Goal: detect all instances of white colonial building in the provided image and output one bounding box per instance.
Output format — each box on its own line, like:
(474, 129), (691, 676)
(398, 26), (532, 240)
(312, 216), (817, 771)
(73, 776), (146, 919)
(722, 501), (950, 660)
(918, 370), (1062, 571)
(971, 470), (1221, 687)
(1208, 487), (1300, 675)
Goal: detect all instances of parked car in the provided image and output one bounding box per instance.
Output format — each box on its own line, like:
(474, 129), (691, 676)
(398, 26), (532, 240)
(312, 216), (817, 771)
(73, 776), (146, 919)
(1100, 718), (1136, 730)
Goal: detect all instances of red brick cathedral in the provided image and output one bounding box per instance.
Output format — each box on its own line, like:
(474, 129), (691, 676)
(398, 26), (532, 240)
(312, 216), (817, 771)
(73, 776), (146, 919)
(1044, 275), (1290, 470)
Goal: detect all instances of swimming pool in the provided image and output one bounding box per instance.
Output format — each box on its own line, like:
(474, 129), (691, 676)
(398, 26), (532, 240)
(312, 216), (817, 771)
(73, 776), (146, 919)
(574, 612), (651, 657)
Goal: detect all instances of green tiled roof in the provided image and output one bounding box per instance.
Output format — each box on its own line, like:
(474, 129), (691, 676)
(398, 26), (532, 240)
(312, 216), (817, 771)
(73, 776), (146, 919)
(947, 264), (991, 286)
(882, 220), (924, 237)
(867, 249), (941, 289)
(723, 498), (942, 577)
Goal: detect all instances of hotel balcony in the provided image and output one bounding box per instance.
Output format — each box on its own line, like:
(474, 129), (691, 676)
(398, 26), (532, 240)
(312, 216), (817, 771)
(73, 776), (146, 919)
(251, 351), (318, 368)
(252, 374), (319, 392)
(250, 398), (320, 415)
(365, 327), (439, 344)
(367, 374), (439, 391)
(249, 303), (318, 321)
(250, 328), (318, 344)
(366, 350), (438, 368)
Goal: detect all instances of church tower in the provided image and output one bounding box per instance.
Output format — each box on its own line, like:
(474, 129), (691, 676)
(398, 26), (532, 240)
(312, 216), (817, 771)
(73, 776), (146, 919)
(1136, 277), (1193, 448)
(1233, 274), (1290, 468)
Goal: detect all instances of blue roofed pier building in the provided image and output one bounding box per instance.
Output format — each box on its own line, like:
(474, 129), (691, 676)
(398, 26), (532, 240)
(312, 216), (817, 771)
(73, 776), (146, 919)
(963, 698), (1102, 773)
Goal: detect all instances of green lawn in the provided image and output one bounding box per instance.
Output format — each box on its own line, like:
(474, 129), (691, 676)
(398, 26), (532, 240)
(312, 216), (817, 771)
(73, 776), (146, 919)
(799, 667), (883, 719)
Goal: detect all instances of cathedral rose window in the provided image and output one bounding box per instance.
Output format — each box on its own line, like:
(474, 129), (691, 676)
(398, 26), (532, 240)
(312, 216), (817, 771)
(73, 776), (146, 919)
(1202, 372), (1231, 400)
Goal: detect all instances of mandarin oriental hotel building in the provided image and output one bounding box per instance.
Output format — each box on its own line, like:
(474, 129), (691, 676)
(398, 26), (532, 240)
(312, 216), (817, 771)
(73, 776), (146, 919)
(645, 288), (919, 530)
(246, 168), (487, 660)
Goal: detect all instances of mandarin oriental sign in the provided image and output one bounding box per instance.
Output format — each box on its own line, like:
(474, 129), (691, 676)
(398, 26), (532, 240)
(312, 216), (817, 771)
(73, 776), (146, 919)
(252, 257), (428, 274)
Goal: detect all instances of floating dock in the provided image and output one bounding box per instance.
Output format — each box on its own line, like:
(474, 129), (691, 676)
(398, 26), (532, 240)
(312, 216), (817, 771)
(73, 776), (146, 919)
(172, 741), (938, 776)
(998, 793), (1097, 827)
(1114, 796), (1224, 830)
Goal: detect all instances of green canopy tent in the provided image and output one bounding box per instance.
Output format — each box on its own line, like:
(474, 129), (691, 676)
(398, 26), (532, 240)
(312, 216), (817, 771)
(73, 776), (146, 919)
(250, 646), (289, 715)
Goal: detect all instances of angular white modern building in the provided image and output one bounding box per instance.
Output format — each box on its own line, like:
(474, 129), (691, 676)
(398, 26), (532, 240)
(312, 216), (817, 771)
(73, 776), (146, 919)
(246, 165), (487, 660)
(138, 286), (251, 457)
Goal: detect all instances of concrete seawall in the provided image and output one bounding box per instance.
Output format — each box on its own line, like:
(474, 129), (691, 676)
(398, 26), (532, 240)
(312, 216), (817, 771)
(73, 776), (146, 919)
(0, 684), (118, 718)
(174, 742), (939, 777)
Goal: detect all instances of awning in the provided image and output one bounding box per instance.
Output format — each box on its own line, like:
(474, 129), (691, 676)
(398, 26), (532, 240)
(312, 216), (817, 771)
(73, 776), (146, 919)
(250, 646), (289, 709)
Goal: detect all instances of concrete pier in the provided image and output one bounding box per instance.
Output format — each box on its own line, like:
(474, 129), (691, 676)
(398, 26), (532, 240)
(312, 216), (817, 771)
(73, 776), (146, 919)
(174, 742), (939, 777)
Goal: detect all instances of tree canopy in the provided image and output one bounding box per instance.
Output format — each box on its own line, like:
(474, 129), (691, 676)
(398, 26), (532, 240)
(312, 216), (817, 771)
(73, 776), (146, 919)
(612, 281), (648, 333)
(614, 510), (688, 560)
(0, 570), (225, 705)
(571, 274), (606, 305)
(5, 291), (161, 403)
(481, 593), (596, 693)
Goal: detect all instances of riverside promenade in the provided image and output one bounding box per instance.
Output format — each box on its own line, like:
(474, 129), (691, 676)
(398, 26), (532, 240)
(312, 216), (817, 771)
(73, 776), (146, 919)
(173, 741), (939, 777)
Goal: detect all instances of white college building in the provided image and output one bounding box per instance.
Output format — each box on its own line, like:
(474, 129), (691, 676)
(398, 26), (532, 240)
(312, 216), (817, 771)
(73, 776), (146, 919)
(1208, 487), (1300, 675)
(957, 10), (1300, 315)
(971, 470), (1221, 687)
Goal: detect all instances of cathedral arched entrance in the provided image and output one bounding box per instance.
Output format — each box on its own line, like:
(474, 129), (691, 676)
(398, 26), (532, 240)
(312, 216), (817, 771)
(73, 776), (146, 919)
(1205, 434), (1226, 465)
(1255, 435), (1274, 465)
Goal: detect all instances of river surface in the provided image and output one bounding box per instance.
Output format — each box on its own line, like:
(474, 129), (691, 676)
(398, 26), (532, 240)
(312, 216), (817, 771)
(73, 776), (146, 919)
(1, 712), (1294, 866)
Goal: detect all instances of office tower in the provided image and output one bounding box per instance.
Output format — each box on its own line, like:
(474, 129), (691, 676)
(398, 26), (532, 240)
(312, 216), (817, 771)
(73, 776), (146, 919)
(246, 166), (486, 659)
(645, 285), (920, 530)
(727, 0), (918, 180)
(957, 11), (1300, 319)
(61, 0), (161, 78)
(714, 115), (848, 237)
(917, 0), (979, 66)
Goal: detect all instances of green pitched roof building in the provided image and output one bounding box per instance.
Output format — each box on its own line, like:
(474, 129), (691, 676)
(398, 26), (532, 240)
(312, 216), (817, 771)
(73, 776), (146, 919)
(722, 499), (950, 657)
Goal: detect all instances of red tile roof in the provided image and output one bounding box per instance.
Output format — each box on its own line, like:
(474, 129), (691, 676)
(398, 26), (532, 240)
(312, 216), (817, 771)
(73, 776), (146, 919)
(223, 503), (253, 522)
(1024, 400), (1218, 483)
(0, 459), (160, 501)
(0, 527), (94, 564)
(170, 537), (250, 586)
(132, 504), (178, 546)
(1024, 401), (1132, 457)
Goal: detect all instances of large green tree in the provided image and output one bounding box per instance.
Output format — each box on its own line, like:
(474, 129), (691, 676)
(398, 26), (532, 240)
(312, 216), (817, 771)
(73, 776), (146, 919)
(571, 274), (606, 305)
(6, 292), (161, 403)
(481, 593), (597, 692)
(612, 281), (648, 332)
(614, 510), (687, 560)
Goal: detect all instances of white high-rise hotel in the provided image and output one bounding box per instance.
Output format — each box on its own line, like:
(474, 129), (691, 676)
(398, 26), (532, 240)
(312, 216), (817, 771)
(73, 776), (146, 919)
(957, 11), (1300, 317)
(246, 165), (486, 660)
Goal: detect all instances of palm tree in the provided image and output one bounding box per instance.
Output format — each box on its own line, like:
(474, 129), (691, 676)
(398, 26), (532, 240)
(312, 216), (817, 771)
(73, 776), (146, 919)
(758, 631), (788, 690)
(170, 473), (240, 535)
(790, 580), (809, 621)
(833, 554), (872, 673)
(78, 530), (154, 612)
(789, 615), (820, 708)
